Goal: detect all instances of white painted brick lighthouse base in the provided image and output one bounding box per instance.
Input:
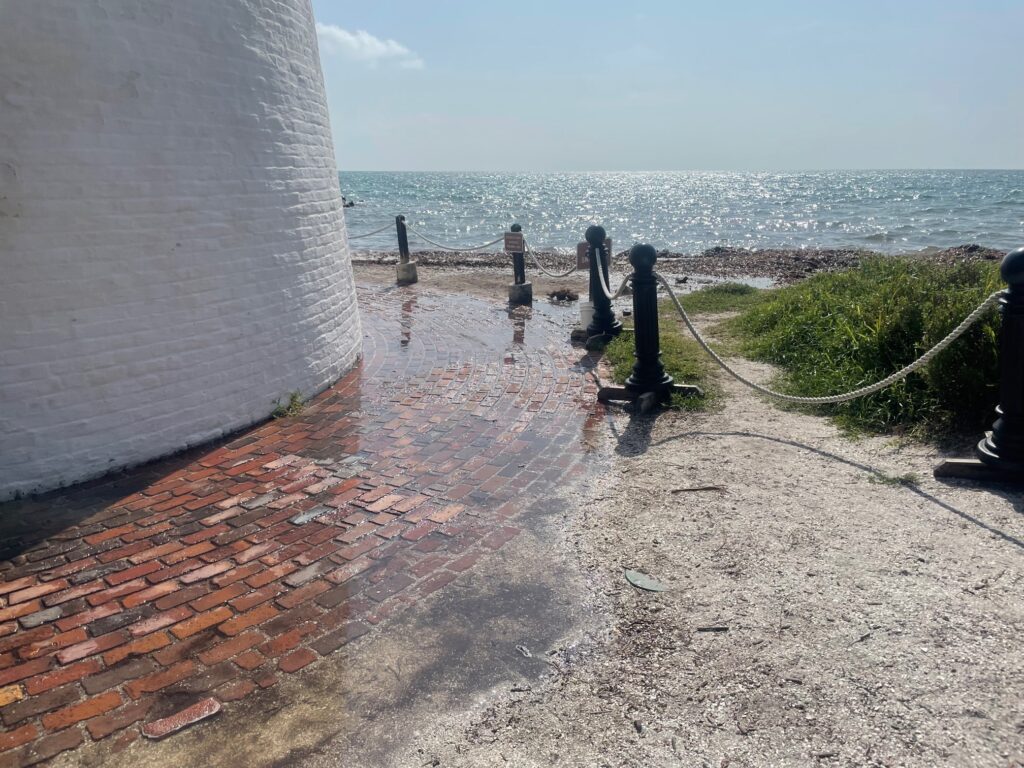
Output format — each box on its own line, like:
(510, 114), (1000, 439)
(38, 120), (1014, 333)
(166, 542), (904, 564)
(0, 0), (361, 500)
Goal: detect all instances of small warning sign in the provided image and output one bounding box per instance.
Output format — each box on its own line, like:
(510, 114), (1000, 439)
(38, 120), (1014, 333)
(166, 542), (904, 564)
(504, 232), (524, 253)
(577, 238), (612, 269)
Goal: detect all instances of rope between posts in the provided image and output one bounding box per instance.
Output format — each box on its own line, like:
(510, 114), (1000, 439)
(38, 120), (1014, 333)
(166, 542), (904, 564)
(524, 241), (578, 278)
(609, 274), (633, 300)
(654, 272), (1004, 404)
(405, 225), (504, 252)
(347, 222), (394, 240)
(595, 253), (630, 301)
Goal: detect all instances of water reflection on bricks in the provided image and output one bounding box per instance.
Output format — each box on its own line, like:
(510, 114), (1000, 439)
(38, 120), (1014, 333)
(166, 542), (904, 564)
(0, 286), (605, 763)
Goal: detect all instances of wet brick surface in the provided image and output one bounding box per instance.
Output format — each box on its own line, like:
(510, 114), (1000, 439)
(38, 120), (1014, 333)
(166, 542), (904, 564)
(0, 284), (606, 764)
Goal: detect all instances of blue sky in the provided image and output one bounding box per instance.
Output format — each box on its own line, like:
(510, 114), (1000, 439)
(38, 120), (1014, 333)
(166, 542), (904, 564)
(310, 0), (1024, 172)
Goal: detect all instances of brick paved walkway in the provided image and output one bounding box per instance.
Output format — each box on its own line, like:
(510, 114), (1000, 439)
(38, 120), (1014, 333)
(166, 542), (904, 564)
(0, 285), (604, 766)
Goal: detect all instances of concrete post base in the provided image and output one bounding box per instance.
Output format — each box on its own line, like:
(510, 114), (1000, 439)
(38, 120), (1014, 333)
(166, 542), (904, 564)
(508, 282), (533, 305)
(934, 457), (1024, 484)
(396, 261), (419, 285)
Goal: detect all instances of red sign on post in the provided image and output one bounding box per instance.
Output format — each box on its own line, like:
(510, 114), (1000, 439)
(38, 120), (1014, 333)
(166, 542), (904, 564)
(504, 232), (524, 253)
(577, 238), (612, 268)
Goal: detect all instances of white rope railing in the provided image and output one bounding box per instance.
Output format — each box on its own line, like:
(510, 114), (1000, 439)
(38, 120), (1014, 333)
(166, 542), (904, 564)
(524, 241), (578, 278)
(347, 222), (394, 240)
(655, 272), (1004, 404)
(405, 225), (504, 252)
(608, 275), (633, 301)
(595, 252), (629, 301)
(523, 240), (631, 301)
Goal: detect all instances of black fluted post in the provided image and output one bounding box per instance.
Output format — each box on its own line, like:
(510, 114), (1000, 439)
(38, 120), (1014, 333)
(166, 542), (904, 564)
(585, 225), (621, 339)
(977, 247), (1024, 472)
(625, 244), (673, 394)
(594, 241), (701, 410)
(935, 245), (1024, 481)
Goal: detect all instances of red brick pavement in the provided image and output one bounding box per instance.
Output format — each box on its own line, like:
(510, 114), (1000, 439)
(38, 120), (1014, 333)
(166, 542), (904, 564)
(0, 286), (606, 765)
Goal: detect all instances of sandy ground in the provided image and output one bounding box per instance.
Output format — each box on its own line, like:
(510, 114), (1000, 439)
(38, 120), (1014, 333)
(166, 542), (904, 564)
(412, 369), (1024, 767)
(353, 265), (1024, 768)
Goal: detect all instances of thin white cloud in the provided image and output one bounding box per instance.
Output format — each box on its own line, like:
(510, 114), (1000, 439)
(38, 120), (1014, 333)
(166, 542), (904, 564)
(315, 22), (424, 70)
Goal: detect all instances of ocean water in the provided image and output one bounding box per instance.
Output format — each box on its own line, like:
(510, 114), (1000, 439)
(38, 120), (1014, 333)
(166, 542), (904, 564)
(339, 170), (1023, 254)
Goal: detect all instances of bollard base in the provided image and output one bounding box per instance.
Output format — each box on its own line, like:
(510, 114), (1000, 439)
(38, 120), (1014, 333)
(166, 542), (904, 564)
(933, 457), (1024, 484)
(396, 261), (418, 285)
(508, 282), (533, 305)
(586, 319), (623, 340)
(570, 328), (621, 349)
(598, 383), (704, 414)
(934, 430), (1024, 483)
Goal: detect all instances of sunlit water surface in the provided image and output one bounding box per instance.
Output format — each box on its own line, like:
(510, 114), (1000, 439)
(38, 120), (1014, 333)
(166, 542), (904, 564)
(340, 170), (1023, 254)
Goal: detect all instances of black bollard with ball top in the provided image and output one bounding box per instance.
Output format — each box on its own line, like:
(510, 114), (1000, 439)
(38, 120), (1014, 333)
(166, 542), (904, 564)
(598, 243), (702, 413)
(935, 245), (1024, 482)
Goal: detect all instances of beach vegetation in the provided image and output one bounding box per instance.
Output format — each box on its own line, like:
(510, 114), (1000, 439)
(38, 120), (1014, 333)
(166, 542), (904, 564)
(272, 391), (305, 418)
(675, 281), (767, 314)
(867, 471), (921, 487)
(727, 257), (1002, 438)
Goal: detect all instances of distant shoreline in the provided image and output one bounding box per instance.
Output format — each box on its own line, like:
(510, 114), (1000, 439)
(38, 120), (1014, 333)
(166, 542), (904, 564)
(350, 243), (1005, 285)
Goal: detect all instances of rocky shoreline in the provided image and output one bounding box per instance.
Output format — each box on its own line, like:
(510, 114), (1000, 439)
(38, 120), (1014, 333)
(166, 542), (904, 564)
(351, 243), (1005, 285)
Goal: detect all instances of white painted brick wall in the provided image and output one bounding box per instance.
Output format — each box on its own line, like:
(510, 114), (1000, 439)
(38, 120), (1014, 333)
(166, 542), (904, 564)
(0, 0), (361, 500)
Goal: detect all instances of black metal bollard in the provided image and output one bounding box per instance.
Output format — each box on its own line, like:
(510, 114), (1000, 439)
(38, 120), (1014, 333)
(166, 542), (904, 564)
(585, 225), (622, 339)
(395, 215), (417, 285)
(979, 247), (1024, 469)
(936, 246), (1024, 481)
(624, 244), (673, 394)
(597, 243), (702, 413)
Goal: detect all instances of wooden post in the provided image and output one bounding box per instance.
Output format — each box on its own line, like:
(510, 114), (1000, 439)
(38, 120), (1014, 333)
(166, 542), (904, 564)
(506, 224), (531, 304)
(396, 215), (410, 263)
(395, 215), (417, 285)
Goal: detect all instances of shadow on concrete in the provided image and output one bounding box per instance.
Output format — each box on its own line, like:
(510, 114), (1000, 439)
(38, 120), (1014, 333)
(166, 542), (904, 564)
(640, 428), (1024, 552)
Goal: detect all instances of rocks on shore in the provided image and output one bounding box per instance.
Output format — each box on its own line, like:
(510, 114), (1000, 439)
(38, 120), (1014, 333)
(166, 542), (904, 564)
(350, 244), (1006, 286)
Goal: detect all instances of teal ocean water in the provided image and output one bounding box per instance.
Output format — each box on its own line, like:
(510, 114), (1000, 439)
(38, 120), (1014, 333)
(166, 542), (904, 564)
(340, 170), (1023, 254)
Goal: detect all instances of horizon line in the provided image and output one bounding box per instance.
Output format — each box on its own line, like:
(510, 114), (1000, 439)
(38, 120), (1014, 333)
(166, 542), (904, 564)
(337, 167), (1024, 174)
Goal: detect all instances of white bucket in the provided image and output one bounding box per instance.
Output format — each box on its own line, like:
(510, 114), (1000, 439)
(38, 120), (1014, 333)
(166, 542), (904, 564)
(579, 300), (594, 328)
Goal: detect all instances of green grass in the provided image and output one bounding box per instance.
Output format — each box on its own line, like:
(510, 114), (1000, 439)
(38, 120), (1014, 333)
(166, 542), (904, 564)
(726, 257), (1002, 438)
(676, 281), (768, 314)
(605, 325), (720, 411)
(272, 391), (305, 418)
(867, 471), (921, 487)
